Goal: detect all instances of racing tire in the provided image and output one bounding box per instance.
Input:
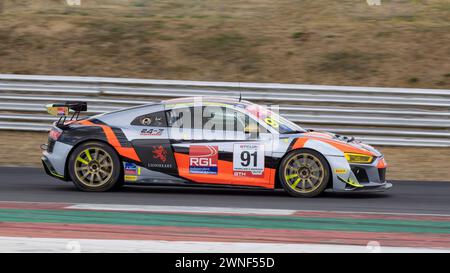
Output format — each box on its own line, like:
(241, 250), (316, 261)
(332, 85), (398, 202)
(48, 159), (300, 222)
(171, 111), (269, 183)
(279, 149), (330, 197)
(68, 141), (123, 192)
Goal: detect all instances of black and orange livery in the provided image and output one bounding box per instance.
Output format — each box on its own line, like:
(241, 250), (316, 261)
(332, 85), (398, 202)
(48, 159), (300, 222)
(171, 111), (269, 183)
(42, 98), (391, 197)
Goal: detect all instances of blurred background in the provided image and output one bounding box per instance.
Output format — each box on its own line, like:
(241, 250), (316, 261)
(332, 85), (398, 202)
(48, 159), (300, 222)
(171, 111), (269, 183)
(0, 0), (449, 181)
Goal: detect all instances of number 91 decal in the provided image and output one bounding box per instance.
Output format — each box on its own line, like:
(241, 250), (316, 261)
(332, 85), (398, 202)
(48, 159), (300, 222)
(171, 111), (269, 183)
(233, 143), (265, 178)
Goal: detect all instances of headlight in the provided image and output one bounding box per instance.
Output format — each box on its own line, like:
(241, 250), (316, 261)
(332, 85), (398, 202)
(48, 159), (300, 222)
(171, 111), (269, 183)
(344, 153), (374, 164)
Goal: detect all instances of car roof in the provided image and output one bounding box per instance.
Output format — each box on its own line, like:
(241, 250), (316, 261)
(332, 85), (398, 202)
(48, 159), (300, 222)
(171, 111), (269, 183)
(162, 96), (254, 108)
(100, 97), (256, 118)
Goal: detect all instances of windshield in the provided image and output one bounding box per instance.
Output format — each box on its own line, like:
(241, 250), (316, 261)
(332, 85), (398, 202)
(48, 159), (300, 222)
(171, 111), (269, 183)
(243, 104), (307, 134)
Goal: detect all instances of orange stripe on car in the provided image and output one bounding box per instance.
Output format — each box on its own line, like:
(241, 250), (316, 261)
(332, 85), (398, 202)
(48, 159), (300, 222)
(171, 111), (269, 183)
(115, 147), (140, 162)
(78, 120), (141, 162)
(291, 137), (373, 156)
(292, 138), (309, 149)
(317, 138), (374, 156)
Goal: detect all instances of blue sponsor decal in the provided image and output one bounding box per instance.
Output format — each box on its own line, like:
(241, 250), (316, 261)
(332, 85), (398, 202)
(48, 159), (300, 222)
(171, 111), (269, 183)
(124, 162), (137, 175)
(189, 166), (218, 175)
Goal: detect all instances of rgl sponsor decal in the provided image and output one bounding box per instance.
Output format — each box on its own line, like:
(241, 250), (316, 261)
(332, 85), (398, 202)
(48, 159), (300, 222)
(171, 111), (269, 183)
(189, 145), (218, 175)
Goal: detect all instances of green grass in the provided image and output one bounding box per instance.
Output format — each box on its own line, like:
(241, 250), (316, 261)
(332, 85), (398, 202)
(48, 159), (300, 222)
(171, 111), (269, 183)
(184, 32), (262, 72)
(316, 51), (382, 77)
(291, 32), (305, 39)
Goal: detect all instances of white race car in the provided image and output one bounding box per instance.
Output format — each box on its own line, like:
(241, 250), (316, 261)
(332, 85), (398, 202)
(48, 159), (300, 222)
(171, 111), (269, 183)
(41, 97), (392, 197)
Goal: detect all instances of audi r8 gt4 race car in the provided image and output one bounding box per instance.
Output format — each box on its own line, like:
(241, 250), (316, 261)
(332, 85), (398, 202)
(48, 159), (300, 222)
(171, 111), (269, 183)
(41, 97), (392, 197)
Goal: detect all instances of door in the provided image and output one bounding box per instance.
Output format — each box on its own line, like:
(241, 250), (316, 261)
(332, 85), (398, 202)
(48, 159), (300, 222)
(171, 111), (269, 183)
(167, 105), (274, 188)
(127, 110), (179, 177)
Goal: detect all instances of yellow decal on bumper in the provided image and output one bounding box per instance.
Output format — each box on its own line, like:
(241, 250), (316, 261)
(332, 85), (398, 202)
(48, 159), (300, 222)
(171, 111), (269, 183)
(125, 175), (137, 182)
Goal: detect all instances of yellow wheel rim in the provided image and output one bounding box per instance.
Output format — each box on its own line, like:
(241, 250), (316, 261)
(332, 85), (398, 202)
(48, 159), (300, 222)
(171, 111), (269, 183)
(74, 147), (113, 187)
(283, 153), (325, 193)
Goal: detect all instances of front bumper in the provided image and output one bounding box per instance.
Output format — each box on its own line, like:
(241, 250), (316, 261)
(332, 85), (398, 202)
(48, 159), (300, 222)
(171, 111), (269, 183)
(334, 180), (393, 192)
(336, 164), (392, 192)
(327, 155), (392, 192)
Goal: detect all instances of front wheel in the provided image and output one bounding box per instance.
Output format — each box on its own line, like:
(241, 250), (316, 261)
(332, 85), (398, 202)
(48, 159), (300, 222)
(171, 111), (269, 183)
(68, 141), (123, 192)
(279, 149), (330, 197)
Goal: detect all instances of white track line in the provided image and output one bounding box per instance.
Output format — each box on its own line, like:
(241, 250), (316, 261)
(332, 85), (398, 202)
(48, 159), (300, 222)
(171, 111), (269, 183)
(65, 203), (450, 217)
(1, 200), (449, 217)
(0, 237), (448, 253)
(66, 204), (297, 215)
(288, 209), (450, 217)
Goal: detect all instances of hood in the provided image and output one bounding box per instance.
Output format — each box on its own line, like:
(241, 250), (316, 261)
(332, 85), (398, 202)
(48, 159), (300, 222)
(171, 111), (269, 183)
(283, 130), (381, 156)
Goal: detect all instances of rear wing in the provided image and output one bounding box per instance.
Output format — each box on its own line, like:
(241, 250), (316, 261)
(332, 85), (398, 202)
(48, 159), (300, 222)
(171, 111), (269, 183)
(45, 101), (87, 128)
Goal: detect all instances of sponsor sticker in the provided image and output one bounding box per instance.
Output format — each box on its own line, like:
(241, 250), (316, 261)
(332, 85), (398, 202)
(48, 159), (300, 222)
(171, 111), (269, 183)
(140, 128), (164, 136)
(152, 145), (168, 162)
(57, 107), (67, 116)
(233, 143), (264, 177)
(334, 168), (347, 174)
(140, 116), (164, 126)
(124, 162), (138, 175)
(148, 145), (173, 168)
(124, 175), (137, 182)
(189, 145), (218, 175)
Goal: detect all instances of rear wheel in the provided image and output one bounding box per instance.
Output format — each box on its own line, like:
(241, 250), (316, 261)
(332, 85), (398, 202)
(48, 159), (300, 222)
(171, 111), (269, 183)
(68, 141), (122, 192)
(279, 149), (330, 197)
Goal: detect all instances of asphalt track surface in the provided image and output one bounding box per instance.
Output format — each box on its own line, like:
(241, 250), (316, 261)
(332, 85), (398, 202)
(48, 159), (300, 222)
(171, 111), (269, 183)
(0, 167), (449, 215)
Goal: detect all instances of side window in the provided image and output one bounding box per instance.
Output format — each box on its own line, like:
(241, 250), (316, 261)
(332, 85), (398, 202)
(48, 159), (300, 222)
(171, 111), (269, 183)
(203, 106), (268, 134)
(131, 111), (168, 127)
(165, 106), (268, 134)
(243, 114), (269, 136)
(166, 107), (193, 129)
(202, 106), (242, 132)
